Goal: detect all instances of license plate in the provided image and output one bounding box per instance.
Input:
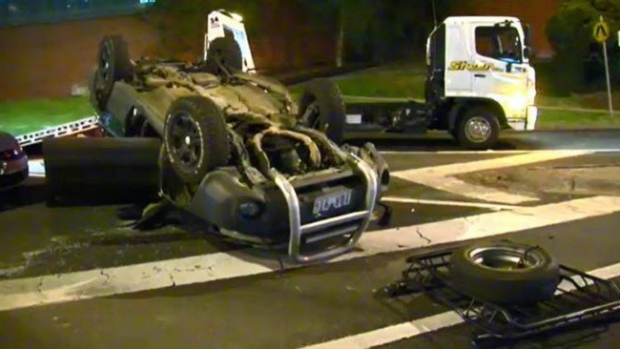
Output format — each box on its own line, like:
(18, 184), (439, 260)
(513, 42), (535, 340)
(313, 189), (353, 216)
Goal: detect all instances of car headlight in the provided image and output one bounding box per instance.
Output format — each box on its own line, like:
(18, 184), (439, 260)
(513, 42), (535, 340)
(239, 201), (262, 218)
(0, 141), (23, 161)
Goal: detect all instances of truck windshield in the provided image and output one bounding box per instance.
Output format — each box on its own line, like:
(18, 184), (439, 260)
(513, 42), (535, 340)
(475, 26), (522, 63)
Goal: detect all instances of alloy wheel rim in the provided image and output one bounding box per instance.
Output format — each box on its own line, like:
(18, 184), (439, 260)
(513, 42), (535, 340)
(169, 113), (203, 168)
(464, 116), (491, 142)
(468, 246), (543, 271)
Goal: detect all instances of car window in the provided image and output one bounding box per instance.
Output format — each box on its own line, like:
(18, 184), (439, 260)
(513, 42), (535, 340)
(475, 26), (522, 63)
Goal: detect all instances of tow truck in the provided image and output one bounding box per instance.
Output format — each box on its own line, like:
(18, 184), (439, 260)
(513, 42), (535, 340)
(207, 11), (538, 149)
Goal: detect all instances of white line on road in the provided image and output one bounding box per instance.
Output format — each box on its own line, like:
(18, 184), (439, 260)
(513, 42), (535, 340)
(381, 196), (521, 210)
(391, 150), (592, 178)
(0, 196), (619, 312)
(390, 150), (593, 204)
(299, 261), (620, 349)
(380, 149), (620, 155)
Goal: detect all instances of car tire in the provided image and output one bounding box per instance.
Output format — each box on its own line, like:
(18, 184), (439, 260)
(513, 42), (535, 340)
(298, 78), (346, 145)
(455, 106), (500, 150)
(450, 241), (561, 304)
(204, 36), (243, 75)
(163, 96), (231, 185)
(92, 35), (133, 111)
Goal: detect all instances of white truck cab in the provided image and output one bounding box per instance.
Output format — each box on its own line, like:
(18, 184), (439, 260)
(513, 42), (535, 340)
(205, 10), (256, 72)
(426, 16), (537, 138)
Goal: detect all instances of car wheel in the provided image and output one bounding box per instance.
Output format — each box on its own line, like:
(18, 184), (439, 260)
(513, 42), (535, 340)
(127, 116), (159, 138)
(163, 96), (231, 185)
(92, 35), (133, 111)
(204, 37), (243, 75)
(455, 106), (500, 150)
(298, 78), (346, 145)
(139, 120), (159, 138)
(450, 241), (560, 304)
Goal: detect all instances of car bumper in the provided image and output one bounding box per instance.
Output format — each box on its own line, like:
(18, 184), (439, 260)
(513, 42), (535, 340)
(506, 106), (538, 131)
(186, 146), (387, 263)
(0, 155), (29, 190)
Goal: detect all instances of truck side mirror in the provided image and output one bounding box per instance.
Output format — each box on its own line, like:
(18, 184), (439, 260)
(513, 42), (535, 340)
(523, 24), (532, 47)
(524, 46), (532, 59)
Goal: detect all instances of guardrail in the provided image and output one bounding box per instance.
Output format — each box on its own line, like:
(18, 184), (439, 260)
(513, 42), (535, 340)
(15, 116), (100, 147)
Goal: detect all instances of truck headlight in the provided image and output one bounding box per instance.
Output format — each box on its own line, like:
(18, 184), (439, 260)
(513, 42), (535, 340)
(507, 93), (527, 112)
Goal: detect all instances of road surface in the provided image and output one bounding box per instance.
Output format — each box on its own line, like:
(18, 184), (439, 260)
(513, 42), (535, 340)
(1, 131), (620, 349)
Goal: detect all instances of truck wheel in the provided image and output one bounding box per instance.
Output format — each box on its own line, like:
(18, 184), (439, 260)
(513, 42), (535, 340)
(163, 96), (231, 185)
(455, 107), (500, 149)
(92, 35), (133, 111)
(298, 78), (346, 144)
(450, 241), (560, 304)
(204, 37), (243, 75)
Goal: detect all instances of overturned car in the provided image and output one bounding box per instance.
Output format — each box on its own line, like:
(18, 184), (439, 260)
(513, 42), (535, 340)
(81, 35), (390, 263)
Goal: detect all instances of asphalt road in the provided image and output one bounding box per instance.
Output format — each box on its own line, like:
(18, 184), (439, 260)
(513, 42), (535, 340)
(0, 130), (620, 349)
(345, 129), (620, 151)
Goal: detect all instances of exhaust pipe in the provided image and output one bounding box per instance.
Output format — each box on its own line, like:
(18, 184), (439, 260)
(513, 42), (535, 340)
(43, 137), (162, 206)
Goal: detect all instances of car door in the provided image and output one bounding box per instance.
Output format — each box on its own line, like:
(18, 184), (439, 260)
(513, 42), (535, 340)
(471, 23), (528, 100)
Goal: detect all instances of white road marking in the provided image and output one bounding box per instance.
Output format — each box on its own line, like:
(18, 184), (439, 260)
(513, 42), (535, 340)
(391, 150), (592, 178)
(381, 150), (530, 155)
(390, 150), (593, 204)
(0, 196), (619, 312)
(381, 196), (521, 210)
(380, 149), (620, 155)
(299, 261), (620, 349)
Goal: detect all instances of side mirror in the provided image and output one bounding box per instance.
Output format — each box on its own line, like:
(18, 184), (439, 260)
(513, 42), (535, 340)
(523, 24), (532, 47)
(524, 46), (532, 59)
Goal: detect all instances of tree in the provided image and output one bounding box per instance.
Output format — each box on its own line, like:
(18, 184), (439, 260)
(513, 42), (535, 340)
(546, 0), (620, 94)
(147, 0), (263, 59)
(298, 0), (455, 66)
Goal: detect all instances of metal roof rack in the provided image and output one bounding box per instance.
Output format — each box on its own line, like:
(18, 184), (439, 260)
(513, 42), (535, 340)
(381, 242), (620, 347)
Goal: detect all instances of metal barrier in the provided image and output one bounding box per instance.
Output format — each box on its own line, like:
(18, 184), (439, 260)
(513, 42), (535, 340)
(15, 116), (100, 147)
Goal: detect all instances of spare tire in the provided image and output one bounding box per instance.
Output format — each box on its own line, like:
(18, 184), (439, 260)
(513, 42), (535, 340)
(92, 35), (133, 111)
(204, 36), (243, 75)
(450, 241), (560, 304)
(163, 96), (231, 185)
(298, 78), (346, 145)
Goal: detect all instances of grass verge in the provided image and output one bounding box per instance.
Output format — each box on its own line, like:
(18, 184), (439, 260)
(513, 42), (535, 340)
(1, 63), (619, 136)
(0, 96), (93, 136)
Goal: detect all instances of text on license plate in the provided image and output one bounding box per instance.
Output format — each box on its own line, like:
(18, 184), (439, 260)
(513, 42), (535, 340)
(313, 189), (353, 215)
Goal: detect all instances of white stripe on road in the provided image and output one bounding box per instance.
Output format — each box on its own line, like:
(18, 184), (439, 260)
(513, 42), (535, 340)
(391, 150), (592, 178)
(390, 150), (593, 204)
(381, 150), (530, 155)
(336, 195), (620, 261)
(381, 196), (521, 210)
(300, 261), (620, 349)
(380, 149), (620, 155)
(0, 196), (619, 312)
(407, 176), (539, 204)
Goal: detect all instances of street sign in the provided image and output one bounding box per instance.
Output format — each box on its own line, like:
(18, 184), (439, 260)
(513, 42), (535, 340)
(593, 19), (610, 43)
(595, 16), (614, 118)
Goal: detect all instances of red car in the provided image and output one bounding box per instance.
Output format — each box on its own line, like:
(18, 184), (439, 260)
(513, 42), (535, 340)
(0, 130), (29, 191)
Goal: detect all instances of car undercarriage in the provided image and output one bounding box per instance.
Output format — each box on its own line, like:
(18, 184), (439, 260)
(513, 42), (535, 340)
(44, 34), (393, 263)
